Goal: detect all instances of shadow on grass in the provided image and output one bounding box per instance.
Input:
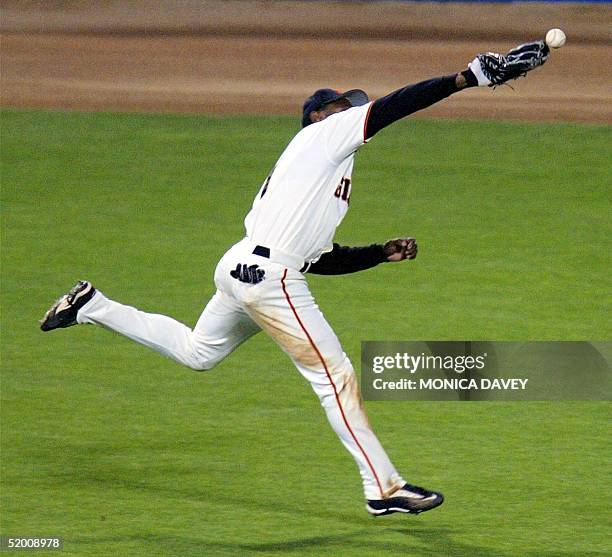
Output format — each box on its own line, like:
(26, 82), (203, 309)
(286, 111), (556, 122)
(390, 527), (608, 557)
(43, 448), (607, 557)
(73, 529), (609, 557)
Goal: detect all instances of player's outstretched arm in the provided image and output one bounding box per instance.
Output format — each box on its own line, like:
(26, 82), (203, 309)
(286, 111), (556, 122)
(364, 72), (476, 139)
(365, 40), (549, 139)
(306, 238), (417, 275)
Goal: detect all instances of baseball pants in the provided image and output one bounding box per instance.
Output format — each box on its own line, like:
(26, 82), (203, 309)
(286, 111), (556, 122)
(77, 238), (405, 500)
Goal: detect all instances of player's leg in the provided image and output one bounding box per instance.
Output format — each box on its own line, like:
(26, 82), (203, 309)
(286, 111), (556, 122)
(247, 268), (403, 500)
(41, 281), (260, 370)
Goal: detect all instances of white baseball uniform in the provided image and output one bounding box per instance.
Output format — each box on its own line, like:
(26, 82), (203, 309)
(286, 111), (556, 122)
(77, 102), (405, 500)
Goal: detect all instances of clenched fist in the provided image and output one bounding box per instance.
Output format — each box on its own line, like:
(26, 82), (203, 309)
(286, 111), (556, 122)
(383, 238), (417, 262)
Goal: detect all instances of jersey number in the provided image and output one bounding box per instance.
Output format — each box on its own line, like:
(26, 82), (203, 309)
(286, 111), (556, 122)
(334, 177), (351, 204)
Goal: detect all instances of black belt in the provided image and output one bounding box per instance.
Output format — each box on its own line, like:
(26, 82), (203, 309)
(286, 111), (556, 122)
(252, 245), (308, 273)
(252, 245), (270, 258)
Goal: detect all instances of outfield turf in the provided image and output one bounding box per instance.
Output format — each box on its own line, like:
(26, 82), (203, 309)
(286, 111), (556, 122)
(1, 110), (610, 556)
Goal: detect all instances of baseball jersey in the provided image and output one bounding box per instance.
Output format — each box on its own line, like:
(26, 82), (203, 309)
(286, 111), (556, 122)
(244, 102), (373, 264)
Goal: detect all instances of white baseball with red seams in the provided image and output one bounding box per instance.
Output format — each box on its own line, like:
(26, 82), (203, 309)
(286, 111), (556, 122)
(545, 28), (566, 49)
(77, 102), (406, 500)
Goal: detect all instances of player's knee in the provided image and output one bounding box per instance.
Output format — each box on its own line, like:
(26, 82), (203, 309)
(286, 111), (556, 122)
(318, 364), (357, 406)
(188, 348), (226, 371)
(188, 358), (217, 371)
(329, 357), (355, 383)
(186, 338), (223, 371)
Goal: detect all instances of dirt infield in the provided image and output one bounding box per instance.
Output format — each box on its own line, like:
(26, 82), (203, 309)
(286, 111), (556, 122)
(2, 1), (611, 123)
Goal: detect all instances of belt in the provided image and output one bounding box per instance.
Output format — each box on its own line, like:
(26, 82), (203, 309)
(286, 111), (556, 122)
(252, 245), (271, 258)
(251, 243), (307, 272)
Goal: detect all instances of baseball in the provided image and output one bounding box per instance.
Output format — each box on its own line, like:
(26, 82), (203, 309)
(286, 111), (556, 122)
(545, 28), (566, 49)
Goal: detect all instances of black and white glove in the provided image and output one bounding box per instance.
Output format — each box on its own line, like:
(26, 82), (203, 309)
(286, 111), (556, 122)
(468, 40), (550, 87)
(230, 263), (266, 284)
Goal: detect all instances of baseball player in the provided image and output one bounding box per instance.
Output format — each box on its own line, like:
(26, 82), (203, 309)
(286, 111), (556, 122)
(41, 42), (549, 516)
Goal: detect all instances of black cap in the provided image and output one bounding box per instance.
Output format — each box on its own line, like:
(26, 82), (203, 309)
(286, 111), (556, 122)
(301, 88), (369, 128)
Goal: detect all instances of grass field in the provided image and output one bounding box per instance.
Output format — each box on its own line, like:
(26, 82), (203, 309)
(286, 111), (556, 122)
(1, 110), (610, 556)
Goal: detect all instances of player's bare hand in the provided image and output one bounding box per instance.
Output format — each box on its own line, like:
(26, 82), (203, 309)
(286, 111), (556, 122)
(383, 238), (417, 262)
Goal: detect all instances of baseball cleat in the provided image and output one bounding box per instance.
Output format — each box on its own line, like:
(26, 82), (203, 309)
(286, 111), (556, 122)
(40, 280), (96, 331)
(366, 483), (444, 516)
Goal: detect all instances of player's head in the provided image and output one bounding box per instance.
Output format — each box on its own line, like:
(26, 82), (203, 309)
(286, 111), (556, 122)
(301, 88), (369, 128)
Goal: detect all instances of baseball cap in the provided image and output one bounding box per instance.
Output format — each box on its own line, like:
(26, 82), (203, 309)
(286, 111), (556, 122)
(301, 88), (369, 128)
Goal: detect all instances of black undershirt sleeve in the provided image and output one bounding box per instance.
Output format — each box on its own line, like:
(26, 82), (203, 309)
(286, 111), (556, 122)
(306, 243), (388, 275)
(364, 70), (477, 139)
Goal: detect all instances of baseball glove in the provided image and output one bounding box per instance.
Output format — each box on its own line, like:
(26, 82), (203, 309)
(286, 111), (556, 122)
(469, 40), (550, 87)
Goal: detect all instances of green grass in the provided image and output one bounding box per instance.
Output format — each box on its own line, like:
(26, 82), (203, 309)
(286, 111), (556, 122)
(1, 110), (610, 556)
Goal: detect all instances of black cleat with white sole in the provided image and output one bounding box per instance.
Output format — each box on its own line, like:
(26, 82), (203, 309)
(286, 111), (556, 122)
(40, 280), (96, 331)
(366, 483), (444, 516)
